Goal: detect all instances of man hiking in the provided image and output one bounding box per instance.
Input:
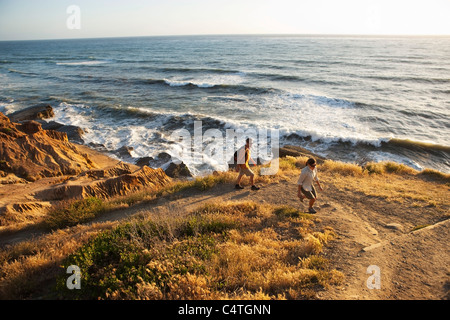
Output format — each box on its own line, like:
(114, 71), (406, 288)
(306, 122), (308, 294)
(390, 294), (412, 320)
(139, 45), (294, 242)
(235, 138), (260, 190)
(297, 157), (323, 213)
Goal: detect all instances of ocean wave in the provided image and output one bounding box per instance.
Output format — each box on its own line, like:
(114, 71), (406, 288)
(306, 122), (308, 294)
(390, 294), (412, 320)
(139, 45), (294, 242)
(56, 60), (110, 66)
(50, 101), (450, 174)
(54, 101), (450, 153)
(363, 74), (450, 84)
(106, 103), (382, 148)
(383, 138), (450, 153)
(8, 69), (39, 77)
(164, 79), (215, 88)
(158, 67), (244, 75)
(140, 77), (276, 95)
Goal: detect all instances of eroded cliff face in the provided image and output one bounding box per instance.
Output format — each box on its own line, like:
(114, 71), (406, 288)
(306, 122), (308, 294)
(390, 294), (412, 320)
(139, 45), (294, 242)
(0, 112), (96, 182)
(36, 163), (171, 201)
(0, 110), (171, 228)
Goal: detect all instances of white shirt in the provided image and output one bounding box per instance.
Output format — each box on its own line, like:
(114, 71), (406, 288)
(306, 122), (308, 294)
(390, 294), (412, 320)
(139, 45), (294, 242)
(297, 166), (319, 191)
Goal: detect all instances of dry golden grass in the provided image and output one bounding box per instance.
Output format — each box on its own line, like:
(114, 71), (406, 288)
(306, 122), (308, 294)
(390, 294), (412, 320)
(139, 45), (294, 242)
(36, 201), (342, 300)
(0, 221), (117, 299)
(319, 160), (449, 207)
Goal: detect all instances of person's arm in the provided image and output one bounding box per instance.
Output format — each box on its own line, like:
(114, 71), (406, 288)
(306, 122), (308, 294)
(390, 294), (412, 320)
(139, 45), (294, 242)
(297, 184), (303, 198)
(297, 172), (305, 197)
(314, 171), (323, 191)
(244, 149), (250, 168)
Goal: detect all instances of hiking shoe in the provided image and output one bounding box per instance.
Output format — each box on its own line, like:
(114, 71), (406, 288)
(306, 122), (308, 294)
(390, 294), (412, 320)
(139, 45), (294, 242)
(235, 184), (244, 190)
(251, 185), (260, 191)
(308, 207), (317, 214)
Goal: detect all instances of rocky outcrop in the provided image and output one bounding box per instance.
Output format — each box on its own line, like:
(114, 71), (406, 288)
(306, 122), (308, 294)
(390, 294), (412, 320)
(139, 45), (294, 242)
(135, 152), (193, 178)
(114, 145), (134, 159)
(275, 145), (326, 163)
(36, 165), (171, 201)
(80, 162), (133, 179)
(0, 201), (52, 226)
(39, 120), (86, 144)
(7, 103), (54, 122)
(0, 112), (97, 181)
(164, 161), (193, 178)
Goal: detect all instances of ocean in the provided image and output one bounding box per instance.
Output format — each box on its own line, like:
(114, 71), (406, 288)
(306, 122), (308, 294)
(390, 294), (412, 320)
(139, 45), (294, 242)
(0, 35), (449, 174)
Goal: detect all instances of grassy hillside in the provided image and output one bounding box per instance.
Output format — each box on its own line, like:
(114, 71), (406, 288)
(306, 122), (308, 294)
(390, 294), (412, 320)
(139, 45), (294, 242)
(0, 156), (448, 299)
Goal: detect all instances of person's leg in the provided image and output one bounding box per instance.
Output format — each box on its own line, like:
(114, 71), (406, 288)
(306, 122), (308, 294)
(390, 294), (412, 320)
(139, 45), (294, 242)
(235, 171), (244, 186)
(308, 187), (317, 213)
(247, 169), (260, 190)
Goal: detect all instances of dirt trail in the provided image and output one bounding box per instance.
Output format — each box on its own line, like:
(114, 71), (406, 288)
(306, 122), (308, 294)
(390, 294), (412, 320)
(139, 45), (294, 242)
(0, 175), (448, 300)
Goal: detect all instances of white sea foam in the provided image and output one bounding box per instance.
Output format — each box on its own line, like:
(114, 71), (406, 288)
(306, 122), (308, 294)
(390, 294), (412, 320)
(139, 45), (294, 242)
(253, 91), (388, 148)
(164, 72), (245, 88)
(56, 60), (109, 66)
(0, 99), (26, 115)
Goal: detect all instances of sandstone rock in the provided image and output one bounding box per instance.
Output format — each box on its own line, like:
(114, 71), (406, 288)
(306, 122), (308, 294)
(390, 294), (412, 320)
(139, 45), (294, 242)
(36, 166), (171, 200)
(8, 103), (54, 122)
(39, 120), (85, 144)
(82, 162), (133, 179)
(0, 201), (52, 226)
(0, 111), (97, 182)
(58, 125), (85, 144)
(19, 120), (43, 134)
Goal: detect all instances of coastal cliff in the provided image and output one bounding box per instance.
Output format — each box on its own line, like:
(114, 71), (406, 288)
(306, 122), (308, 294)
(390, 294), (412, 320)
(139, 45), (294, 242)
(0, 107), (171, 229)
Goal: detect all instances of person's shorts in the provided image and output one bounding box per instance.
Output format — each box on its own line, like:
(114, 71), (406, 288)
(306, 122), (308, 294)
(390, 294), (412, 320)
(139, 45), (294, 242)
(239, 166), (254, 177)
(301, 186), (317, 199)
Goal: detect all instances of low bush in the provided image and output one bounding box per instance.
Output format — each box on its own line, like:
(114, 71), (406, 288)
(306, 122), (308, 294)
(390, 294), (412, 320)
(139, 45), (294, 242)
(43, 197), (106, 230)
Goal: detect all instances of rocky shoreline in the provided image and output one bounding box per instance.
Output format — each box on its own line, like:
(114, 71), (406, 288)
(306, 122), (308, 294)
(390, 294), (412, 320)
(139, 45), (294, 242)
(0, 104), (174, 228)
(0, 103), (335, 230)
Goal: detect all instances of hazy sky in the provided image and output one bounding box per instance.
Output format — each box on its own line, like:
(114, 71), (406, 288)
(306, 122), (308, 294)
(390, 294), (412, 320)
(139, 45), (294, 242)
(1, 0), (449, 40)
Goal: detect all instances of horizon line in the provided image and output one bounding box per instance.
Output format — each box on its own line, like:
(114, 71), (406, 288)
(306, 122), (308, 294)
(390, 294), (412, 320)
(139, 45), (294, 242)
(1, 32), (450, 42)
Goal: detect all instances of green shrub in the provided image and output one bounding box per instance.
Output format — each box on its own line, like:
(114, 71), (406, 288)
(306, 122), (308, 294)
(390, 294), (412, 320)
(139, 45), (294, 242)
(44, 197), (105, 229)
(56, 214), (236, 299)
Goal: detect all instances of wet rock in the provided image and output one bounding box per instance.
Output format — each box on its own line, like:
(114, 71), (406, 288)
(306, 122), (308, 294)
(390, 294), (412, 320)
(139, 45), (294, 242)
(87, 142), (108, 152)
(156, 152), (172, 163)
(8, 103), (54, 122)
(164, 161), (193, 178)
(58, 125), (85, 144)
(135, 156), (154, 167)
(115, 146), (134, 158)
(39, 120), (85, 144)
(143, 152), (173, 168)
